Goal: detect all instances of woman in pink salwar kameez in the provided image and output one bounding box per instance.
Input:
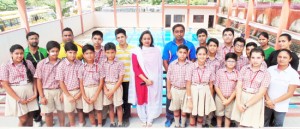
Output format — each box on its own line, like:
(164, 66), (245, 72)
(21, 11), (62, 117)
(128, 30), (163, 127)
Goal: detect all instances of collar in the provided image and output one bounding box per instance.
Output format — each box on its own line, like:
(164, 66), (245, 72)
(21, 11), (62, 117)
(274, 64), (291, 73)
(172, 38), (187, 45)
(65, 58), (79, 65)
(222, 44), (233, 49)
(195, 62), (207, 68)
(174, 59), (190, 65)
(246, 64), (266, 72)
(9, 59), (23, 66)
(104, 58), (118, 64)
(117, 44), (133, 49)
(25, 46), (40, 53)
(84, 62), (97, 66)
(44, 57), (60, 65)
(224, 68), (237, 73)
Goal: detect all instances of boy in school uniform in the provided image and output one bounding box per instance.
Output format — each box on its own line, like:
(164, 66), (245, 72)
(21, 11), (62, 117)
(217, 28), (235, 60)
(233, 37), (248, 71)
(91, 30), (106, 64)
(55, 42), (85, 127)
(214, 53), (238, 127)
(91, 30), (108, 124)
(35, 41), (64, 127)
(115, 28), (135, 127)
(167, 45), (191, 128)
(102, 42), (125, 127)
(79, 44), (104, 127)
(196, 28), (208, 48)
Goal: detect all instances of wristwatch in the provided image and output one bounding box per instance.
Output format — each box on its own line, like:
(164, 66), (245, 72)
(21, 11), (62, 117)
(244, 104), (248, 109)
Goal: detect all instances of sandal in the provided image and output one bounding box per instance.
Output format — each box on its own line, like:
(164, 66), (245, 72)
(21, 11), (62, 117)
(141, 122), (147, 127)
(147, 122), (153, 127)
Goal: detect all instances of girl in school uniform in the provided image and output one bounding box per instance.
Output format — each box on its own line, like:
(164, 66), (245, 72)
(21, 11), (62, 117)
(231, 48), (271, 128)
(185, 46), (216, 127)
(0, 44), (39, 126)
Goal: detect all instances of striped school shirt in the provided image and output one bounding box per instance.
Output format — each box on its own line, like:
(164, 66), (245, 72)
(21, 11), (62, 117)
(116, 44), (135, 82)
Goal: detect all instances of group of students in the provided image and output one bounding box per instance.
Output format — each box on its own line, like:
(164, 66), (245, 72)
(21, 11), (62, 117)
(0, 24), (299, 128)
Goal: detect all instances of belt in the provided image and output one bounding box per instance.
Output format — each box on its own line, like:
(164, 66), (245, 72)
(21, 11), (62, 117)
(85, 84), (99, 87)
(68, 88), (79, 91)
(44, 88), (60, 90)
(192, 83), (208, 86)
(242, 89), (257, 94)
(172, 86), (186, 90)
(105, 82), (116, 84)
(10, 81), (31, 86)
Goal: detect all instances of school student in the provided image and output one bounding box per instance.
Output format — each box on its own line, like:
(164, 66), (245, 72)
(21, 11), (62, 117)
(245, 42), (258, 59)
(196, 28), (208, 48)
(167, 44), (191, 128)
(55, 42), (85, 127)
(162, 24), (196, 127)
(233, 37), (249, 71)
(217, 28), (235, 60)
(91, 30), (106, 64)
(34, 41), (64, 127)
(206, 38), (221, 73)
(185, 47), (216, 127)
(258, 32), (275, 62)
(101, 42), (125, 127)
(115, 28), (134, 127)
(267, 33), (299, 71)
(264, 49), (300, 127)
(79, 44), (104, 127)
(0, 44), (38, 126)
(231, 48), (271, 128)
(214, 53), (238, 127)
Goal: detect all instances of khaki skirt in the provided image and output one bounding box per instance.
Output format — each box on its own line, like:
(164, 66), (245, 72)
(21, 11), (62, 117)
(188, 83), (216, 116)
(5, 83), (39, 117)
(231, 91), (264, 128)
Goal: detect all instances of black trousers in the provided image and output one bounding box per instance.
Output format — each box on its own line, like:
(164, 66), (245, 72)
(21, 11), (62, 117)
(122, 82), (131, 120)
(33, 94), (42, 122)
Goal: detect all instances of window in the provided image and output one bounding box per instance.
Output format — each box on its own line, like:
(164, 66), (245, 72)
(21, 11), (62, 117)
(193, 15), (204, 23)
(174, 15), (185, 23)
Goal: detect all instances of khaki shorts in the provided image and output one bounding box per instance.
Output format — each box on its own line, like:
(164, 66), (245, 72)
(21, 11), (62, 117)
(5, 83), (39, 117)
(63, 89), (83, 113)
(169, 87), (187, 111)
(82, 86), (103, 113)
(103, 82), (123, 107)
(215, 95), (234, 118)
(40, 89), (64, 114)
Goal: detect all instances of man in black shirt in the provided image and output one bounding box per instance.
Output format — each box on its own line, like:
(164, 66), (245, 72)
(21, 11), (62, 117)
(24, 32), (48, 127)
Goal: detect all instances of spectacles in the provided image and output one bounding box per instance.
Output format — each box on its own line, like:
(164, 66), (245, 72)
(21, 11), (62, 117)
(226, 60), (236, 63)
(235, 44), (244, 48)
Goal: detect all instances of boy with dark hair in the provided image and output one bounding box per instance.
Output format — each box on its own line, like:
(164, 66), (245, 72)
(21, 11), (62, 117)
(167, 44), (191, 128)
(233, 37), (248, 71)
(217, 28), (235, 60)
(102, 42), (125, 127)
(245, 42), (257, 59)
(58, 27), (83, 60)
(79, 44), (104, 127)
(55, 42), (85, 127)
(114, 28), (135, 127)
(91, 30), (106, 64)
(196, 28), (208, 48)
(35, 41), (64, 127)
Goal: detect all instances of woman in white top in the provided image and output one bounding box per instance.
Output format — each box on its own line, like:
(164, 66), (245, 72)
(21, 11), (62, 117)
(264, 49), (300, 127)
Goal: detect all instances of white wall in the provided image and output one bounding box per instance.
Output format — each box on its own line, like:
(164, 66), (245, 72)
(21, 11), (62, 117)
(63, 15), (82, 36)
(82, 12), (94, 31)
(30, 20), (62, 47)
(117, 12), (137, 27)
(165, 9), (187, 28)
(139, 13), (162, 28)
(0, 28), (27, 62)
(94, 12), (115, 27)
(189, 9), (215, 28)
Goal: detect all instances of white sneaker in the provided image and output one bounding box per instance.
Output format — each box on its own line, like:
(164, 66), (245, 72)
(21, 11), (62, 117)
(33, 121), (42, 127)
(78, 123), (85, 127)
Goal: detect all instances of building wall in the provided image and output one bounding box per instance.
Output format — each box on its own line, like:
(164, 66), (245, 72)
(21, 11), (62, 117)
(189, 9), (215, 28)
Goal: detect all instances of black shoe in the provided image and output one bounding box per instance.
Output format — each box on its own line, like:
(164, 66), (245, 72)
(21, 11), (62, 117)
(118, 124), (124, 127)
(110, 123), (116, 127)
(102, 119), (107, 126)
(123, 119), (130, 127)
